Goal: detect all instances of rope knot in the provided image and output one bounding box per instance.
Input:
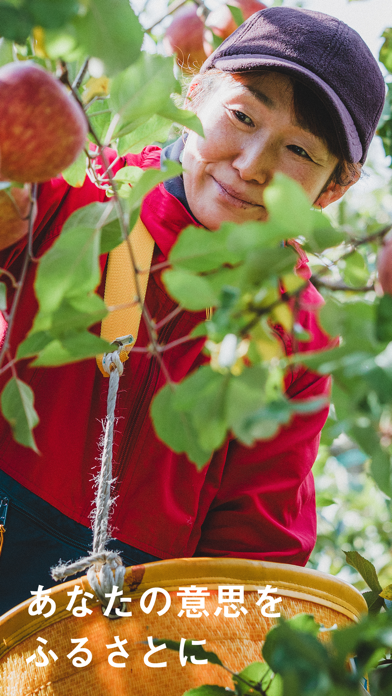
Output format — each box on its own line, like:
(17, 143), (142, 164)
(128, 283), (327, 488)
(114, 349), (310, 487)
(87, 553), (126, 607)
(102, 349), (125, 376)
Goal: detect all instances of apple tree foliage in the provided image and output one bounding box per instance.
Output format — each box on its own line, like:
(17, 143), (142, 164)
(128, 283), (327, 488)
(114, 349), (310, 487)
(0, 1), (391, 692)
(0, 1), (390, 485)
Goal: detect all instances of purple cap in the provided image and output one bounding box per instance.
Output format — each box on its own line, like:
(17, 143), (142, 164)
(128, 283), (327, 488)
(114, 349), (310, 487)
(200, 7), (386, 163)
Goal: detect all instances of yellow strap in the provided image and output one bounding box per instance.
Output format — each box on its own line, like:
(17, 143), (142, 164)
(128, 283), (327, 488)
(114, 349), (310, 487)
(96, 217), (155, 376)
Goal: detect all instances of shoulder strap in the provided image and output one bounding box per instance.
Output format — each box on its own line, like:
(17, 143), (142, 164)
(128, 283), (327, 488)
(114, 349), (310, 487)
(96, 217), (155, 376)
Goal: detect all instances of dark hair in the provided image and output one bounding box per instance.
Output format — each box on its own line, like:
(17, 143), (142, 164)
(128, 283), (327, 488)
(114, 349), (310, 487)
(186, 69), (362, 187)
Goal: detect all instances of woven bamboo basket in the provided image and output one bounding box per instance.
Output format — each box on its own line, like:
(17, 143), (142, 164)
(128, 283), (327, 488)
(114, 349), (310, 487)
(0, 557), (367, 696)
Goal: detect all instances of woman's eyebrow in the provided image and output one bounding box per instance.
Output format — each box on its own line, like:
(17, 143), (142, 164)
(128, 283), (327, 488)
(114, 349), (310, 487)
(243, 85), (276, 109)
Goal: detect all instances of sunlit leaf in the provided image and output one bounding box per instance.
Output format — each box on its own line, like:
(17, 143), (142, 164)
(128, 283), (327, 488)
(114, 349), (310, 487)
(0, 37), (13, 67)
(117, 114), (172, 156)
(111, 53), (180, 136)
(61, 149), (87, 188)
(344, 550), (383, 593)
(124, 161), (182, 210)
(151, 384), (212, 468)
(163, 268), (218, 311)
(169, 222), (241, 272)
(264, 173), (313, 236)
(157, 101), (204, 138)
(233, 662), (271, 695)
(227, 4), (244, 27)
(73, 0), (143, 76)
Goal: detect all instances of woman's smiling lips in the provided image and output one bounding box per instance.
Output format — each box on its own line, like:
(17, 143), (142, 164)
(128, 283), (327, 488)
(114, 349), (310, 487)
(212, 176), (263, 209)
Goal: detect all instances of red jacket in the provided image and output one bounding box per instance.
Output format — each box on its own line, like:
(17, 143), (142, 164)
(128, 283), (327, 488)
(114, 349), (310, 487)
(0, 146), (332, 565)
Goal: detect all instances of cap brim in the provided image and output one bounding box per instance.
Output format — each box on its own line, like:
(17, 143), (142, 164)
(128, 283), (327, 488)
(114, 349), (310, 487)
(209, 54), (363, 163)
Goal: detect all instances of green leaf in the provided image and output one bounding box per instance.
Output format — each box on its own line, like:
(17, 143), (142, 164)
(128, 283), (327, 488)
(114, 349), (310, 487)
(286, 614), (321, 637)
(344, 551), (383, 593)
(117, 114), (172, 156)
(362, 590), (385, 614)
(0, 37), (14, 67)
(111, 53), (180, 137)
(264, 173), (313, 237)
(113, 166), (144, 186)
(310, 210), (345, 252)
(154, 639), (224, 667)
(124, 161), (183, 211)
(174, 367), (229, 451)
(380, 28), (392, 73)
(169, 222), (241, 272)
(262, 621), (330, 694)
(61, 149), (87, 188)
(316, 494), (335, 508)
(31, 332), (111, 366)
(1, 377), (39, 453)
(0, 281), (6, 310)
(16, 330), (53, 360)
(151, 384), (212, 468)
(370, 449), (392, 499)
(163, 268), (218, 311)
(157, 101), (204, 138)
(183, 688), (233, 696)
(233, 662), (271, 695)
(33, 202), (117, 314)
(0, 4), (33, 43)
(343, 251), (369, 287)
(34, 222), (101, 314)
(27, 0), (79, 29)
(376, 295), (392, 342)
(73, 0), (143, 76)
(227, 4), (245, 27)
(243, 246), (297, 286)
(99, 217), (123, 254)
(87, 99), (112, 144)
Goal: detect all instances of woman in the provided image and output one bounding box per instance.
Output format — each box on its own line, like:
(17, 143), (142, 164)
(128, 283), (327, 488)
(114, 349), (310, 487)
(0, 7), (385, 614)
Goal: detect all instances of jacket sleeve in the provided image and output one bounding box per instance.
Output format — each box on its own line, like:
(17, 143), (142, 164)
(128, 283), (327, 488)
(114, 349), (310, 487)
(195, 281), (336, 566)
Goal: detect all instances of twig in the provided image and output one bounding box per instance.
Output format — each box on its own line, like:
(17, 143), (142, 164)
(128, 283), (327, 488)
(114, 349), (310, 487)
(158, 334), (198, 351)
(153, 305), (182, 329)
(144, 0), (192, 32)
(0, 184), (37, 369)
(72, 57), (90, 91)
(311, 277), (375, 293)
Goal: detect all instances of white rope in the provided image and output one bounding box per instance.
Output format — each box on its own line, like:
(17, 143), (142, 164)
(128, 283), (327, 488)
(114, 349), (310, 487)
(51, 347), (126, 606)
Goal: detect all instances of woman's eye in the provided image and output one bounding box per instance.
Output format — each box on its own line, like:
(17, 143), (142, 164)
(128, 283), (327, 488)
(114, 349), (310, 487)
(288, 144), (312, 160)
(233, 110), (254, 126)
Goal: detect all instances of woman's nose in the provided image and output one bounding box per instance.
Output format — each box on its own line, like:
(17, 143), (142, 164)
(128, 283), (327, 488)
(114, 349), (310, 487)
(232, 139), (276, 185)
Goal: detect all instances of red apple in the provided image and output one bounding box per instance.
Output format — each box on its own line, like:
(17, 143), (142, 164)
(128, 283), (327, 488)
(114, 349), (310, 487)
(378, 235), (392, 295)
(0, 184), (30, 250)
(163, 5), (207, 73)
(0, 62), (88, 183)
(204, 0), (267, 56)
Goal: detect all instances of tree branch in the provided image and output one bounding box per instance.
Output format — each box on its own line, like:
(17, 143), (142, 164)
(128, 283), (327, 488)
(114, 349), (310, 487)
(0, 184), (37, 369)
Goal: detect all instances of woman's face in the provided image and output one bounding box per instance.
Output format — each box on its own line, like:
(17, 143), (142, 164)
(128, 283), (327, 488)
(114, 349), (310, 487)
(182, 72), (347, 230)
